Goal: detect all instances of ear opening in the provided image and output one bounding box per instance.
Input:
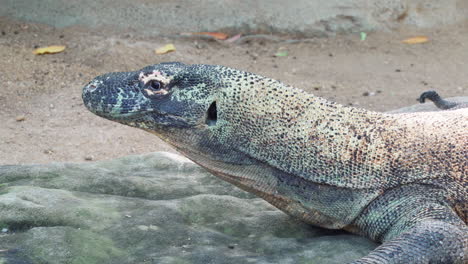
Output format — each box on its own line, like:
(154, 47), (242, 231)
(206, 101), (217, 126)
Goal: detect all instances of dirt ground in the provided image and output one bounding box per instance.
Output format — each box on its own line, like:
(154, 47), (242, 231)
(1, 17), (467, 165)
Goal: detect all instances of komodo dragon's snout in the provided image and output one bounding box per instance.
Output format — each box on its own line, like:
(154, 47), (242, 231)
(83, 62), (467, 264)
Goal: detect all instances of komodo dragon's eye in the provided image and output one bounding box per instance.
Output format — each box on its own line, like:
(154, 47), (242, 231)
(149, 80), (161, 90)
(142, 80), (168, 99)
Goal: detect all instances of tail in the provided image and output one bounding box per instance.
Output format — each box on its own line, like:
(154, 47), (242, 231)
(417, 90), (463, 110)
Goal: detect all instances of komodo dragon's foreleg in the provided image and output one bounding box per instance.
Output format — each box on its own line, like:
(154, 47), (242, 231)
(352, 221), (466, 264)
(350, 186), (467, 264)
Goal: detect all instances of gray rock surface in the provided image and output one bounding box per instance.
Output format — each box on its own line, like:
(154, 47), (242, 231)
(0, 0), (467, 37)
(0, 152), (376, 264)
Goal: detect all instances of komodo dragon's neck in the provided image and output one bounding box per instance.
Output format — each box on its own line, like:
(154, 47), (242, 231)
(197, 76), (465, 191)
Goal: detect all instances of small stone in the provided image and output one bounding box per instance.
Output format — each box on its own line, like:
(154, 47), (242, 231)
(148, 225), (159, 231)
(249, 52), (258, 60)
(137, 225), (149, 231)
(1, 228), (8, 233)
(194, 41), (206, 49)
(125, 214), (132, 218)
(363, 91), (377, 97)
(16, 115), (26, 122)
(43, 149), (54, 154)
(395, 69), (401, 72)
(84, 155), (94, 161)
(49, 104), (55, 109)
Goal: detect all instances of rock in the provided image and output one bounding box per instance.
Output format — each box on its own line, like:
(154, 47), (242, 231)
(0, 152), (376, 264)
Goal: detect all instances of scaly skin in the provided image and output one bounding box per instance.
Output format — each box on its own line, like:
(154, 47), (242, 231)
(82, 62), (467, 263)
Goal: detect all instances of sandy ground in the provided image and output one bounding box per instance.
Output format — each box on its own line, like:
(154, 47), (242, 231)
(1, 17), (467, 165)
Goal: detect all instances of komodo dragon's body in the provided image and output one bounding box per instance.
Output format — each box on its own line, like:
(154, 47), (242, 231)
(82, 62), (467, 263)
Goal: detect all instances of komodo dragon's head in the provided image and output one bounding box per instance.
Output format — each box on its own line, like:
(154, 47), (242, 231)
(82, 62), (259, 165)
(83, 62), (216, 127)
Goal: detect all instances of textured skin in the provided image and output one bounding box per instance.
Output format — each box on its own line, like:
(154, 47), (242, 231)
(82, 62), (467, 263)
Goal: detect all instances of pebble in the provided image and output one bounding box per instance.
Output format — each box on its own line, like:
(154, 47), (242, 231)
(43, 149), (54, 154)
(362, 91), (377, 97)
(1, 228), (8, 233)
(194, 41), (206, 49)
(84, 155), (94, 161)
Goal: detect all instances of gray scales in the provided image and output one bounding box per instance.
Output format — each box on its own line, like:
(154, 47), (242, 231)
(81, 62), (467, 264)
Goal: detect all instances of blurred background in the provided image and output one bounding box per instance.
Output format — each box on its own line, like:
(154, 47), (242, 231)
(1, 0), (467, 164)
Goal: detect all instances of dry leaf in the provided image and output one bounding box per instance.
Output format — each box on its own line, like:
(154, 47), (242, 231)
(15, 115), (26, 122)
(33, 45), (66, 55)
(360, 32), (367, 41)
(275, 51), (288, 57)
(402, 36), (429, 44)
(155, 44), (176, 55)
(193, 32), (229, 40)
(225, 34), (242, 43)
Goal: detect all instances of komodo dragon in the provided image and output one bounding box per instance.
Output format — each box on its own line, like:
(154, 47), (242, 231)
(82, 62), (467, 263)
